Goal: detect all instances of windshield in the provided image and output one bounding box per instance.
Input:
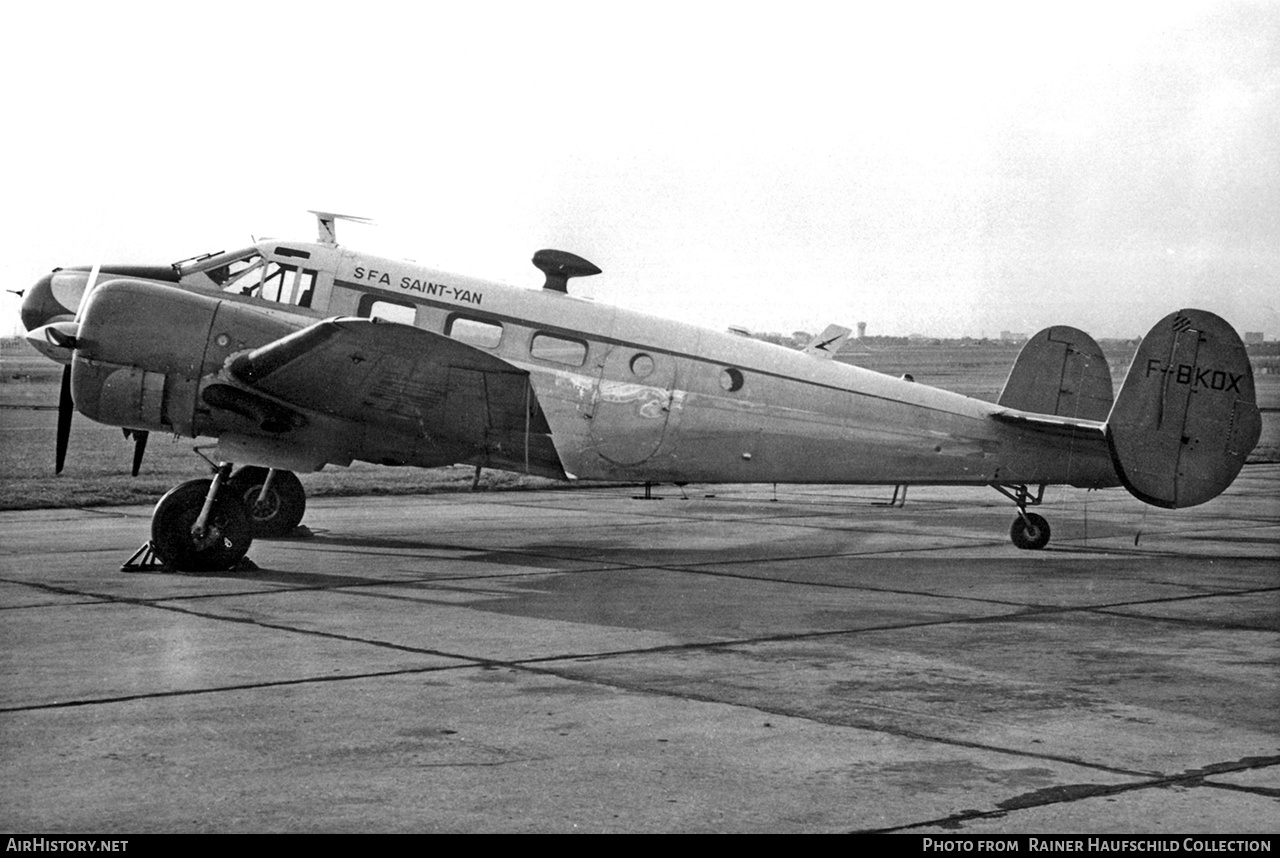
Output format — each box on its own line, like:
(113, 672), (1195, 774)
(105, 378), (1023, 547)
(177, 246), (317, 307)
(208, 255), (268, 289)
(177, 247), (274, 295)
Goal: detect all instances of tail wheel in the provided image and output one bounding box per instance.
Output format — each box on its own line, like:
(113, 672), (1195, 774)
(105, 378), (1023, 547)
(227, 467), (307, 537)
(1010, 512), (1051, 551)
(151, 479), (252, 571)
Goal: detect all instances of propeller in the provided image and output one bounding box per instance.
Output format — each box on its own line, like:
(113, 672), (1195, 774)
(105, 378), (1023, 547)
(33, 252), (158, 479)
(55, 365), (73, 474)
(123, 429), (149, 476)
(52, 259), (98, 475)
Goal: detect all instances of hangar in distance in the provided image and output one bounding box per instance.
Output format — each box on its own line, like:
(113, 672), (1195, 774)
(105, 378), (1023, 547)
(20, 212), (1262, 570)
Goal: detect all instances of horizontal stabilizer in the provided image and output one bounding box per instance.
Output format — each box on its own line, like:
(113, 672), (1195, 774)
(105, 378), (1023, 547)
(1107, 309), (1260, 508)
(998, 326), (1113, 421)
(990, 410), (1107, 441)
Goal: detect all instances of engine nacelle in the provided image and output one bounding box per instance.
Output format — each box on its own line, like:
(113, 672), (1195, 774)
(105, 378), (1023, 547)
(72, 279), (304, 437)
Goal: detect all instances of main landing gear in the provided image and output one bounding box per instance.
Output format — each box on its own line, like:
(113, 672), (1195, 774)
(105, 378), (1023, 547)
(144, 463), (307, 572)
(992, 483), (1051, 550)
(226, 466), (307, 537)
(150, 463), (252, 571)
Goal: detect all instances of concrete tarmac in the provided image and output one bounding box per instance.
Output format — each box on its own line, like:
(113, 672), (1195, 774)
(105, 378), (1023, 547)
(1, 467), (1277, 833)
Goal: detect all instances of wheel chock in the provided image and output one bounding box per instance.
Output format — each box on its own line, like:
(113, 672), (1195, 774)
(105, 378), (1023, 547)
(121, 542), (260, 573)
(120, 541), (168, 573)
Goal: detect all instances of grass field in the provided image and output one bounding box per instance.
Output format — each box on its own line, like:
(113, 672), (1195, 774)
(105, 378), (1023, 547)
(3, 338), (1276, 511)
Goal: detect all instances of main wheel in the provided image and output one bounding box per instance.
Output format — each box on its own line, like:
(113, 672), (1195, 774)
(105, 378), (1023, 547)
(227, 467), (306, 537)
(1010, 512), (1051, 550)
(151, 479), (253, 571)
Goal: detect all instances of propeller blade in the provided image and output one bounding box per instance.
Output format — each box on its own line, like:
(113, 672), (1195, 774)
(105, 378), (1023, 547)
(56, 365), (73, 474)
(130, 431), (148, 477)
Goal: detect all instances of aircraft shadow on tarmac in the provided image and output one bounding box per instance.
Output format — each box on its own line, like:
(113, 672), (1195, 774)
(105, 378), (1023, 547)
(142, 530), (603, 589)
(127, 561), (380, 591)
(161, 526), (1280, 595)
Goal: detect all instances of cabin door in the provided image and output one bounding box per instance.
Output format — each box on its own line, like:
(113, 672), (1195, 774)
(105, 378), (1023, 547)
(589, 345), (678, 465)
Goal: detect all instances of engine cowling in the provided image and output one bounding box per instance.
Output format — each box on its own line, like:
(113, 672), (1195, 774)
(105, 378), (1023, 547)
(72, 279), (304, 437)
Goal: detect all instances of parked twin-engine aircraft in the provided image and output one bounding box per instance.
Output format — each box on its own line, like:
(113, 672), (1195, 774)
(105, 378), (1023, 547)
(21, 212), (1262, 570)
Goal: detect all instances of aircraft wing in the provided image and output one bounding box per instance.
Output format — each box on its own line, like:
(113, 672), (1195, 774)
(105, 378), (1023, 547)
(223, 317), (565, 477)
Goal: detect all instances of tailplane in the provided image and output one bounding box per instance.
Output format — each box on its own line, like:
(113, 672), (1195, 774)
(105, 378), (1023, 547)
(1107, 309), (1260, 508)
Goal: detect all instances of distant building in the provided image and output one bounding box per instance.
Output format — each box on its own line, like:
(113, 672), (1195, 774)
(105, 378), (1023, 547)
(1244, 331), (1265, 344)
(856, 322), (867, 340)
(1000, 331), (1028, 342)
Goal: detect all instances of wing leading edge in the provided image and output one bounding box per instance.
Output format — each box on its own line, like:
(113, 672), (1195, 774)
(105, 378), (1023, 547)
(221, 317), (566, 478)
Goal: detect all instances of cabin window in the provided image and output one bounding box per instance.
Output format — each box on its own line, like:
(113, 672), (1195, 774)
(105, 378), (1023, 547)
(366, 300), (416, 325)
(720, 367), (744, 392)
(630, 353), (655, 377)
(531, 333), (587, 366)
(356, 293), (416, 324)
(447, 315), (503, 348)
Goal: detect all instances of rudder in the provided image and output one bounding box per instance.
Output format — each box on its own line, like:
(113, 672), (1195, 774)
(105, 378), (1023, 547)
(1107, 309), (1260, 508)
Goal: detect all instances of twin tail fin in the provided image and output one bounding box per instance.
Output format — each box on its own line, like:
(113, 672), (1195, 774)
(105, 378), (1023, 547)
(1107, 309), (1261, 508)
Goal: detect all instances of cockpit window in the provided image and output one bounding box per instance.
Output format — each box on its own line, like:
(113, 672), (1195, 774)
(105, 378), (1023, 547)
(250, 263), (318, 306)
(207, 254), (268, 288)
(180, 248), (317, 308)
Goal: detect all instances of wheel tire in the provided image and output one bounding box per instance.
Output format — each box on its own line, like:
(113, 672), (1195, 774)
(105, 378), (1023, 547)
(227, 467), (307, 538)
(1010, 512), (1051, 550)
(151, 479), (253, 571)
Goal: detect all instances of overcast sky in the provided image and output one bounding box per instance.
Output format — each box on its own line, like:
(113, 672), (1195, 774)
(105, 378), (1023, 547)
(2, 1), (1277, 340)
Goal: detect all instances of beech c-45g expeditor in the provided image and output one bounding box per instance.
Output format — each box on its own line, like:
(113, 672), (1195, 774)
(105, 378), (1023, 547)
(20, 212), (1262, 571)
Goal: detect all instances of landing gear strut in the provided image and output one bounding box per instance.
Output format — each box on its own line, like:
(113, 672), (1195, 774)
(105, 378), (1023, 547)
(992, 483), (1051, 550)
(150, 463), (253, 571)
(227, 466), (306, 537)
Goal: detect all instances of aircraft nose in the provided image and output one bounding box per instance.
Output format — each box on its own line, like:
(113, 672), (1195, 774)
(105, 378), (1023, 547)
(19, 272), (75, 332)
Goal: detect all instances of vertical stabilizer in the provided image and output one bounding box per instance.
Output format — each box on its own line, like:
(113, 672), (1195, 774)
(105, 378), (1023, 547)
(998, 326), (1113, 420)
(1107, 309), (1260, 508)
(803, 325), (852, 359)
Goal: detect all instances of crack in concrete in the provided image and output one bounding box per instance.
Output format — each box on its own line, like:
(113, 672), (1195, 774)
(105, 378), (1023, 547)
(862, 755), (1280, 833)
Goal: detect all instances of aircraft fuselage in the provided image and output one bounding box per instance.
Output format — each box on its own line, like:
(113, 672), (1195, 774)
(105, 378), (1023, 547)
(41, 237), (1121, 490)
(24, 220), (1260, 567)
